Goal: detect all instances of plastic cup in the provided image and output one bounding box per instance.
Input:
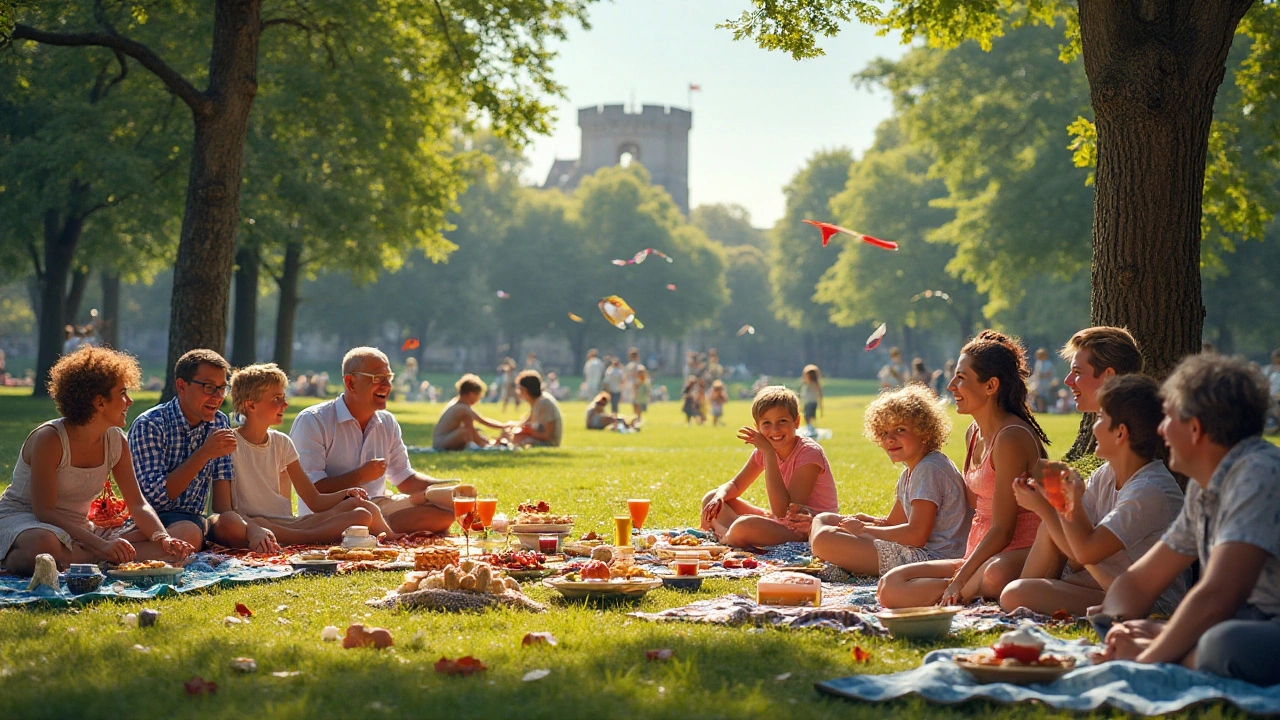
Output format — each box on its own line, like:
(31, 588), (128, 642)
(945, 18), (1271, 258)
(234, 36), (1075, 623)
(613, 514), (633, 547)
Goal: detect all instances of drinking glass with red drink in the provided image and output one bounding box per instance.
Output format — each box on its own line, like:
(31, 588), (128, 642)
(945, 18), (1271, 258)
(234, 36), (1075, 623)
(453, 492), (477, 555)
(627, 498), (650, 532)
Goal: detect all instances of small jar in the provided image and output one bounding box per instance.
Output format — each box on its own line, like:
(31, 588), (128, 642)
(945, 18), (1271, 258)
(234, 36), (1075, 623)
(341, 526), (377, 550)
(537, 534), (560, 554)
(673, 551), (700, 577)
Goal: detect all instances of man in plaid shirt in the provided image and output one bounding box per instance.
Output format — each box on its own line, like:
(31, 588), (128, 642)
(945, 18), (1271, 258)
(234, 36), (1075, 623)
(128, 349), (238, 549)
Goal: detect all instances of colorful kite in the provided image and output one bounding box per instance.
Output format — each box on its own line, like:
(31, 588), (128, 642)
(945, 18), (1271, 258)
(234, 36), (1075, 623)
(599, 295), (644, 330)
(865, 323), (887, 351)
(737, 324), (756, 336)
(612, 248), (674, 266)
(496, 290), (510, 299)
(400, 338), (420, 352)
(568, 312), (584, 323)
(666, 284), (677, 291)
(802, 220), (898, 250)
(911, 290), (952, 303)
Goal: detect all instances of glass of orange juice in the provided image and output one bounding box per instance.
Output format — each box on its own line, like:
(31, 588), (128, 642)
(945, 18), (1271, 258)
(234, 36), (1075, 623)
(613, 514), (633, 548)
(627, 498), (650, 531)
(476, 497), (498, 531)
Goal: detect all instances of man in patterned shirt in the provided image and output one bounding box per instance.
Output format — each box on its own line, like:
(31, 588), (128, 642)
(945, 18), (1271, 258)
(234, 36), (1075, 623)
(1091, 354), (1280, 686)
(128, 349), (239, 550)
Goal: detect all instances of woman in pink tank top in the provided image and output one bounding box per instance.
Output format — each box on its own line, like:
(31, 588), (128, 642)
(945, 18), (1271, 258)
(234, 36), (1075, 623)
(878, 330), (1050, 609)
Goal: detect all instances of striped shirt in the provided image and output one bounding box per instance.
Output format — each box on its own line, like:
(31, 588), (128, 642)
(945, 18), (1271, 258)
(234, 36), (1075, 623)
(128, 397), (232, 515)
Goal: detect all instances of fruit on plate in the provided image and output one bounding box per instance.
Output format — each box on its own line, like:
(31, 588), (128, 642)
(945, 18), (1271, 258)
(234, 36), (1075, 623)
(483, 550), (546, 571)
(513, 500), (573, 526)
(580, 560), (611, 581)
(990, 627), (1046, 664)
(518, 500), (552, 514)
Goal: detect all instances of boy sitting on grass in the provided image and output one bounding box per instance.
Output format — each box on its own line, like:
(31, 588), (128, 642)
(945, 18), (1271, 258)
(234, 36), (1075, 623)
(210, 363), (399, 552)
(700, 386), (839, 548)
(809, 384), (971, 575)
(432, 374), (510, 451)
(1001, 374), (1185, 617)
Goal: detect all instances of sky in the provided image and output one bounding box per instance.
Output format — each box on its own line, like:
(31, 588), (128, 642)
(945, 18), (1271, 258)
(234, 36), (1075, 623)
(522, 0), (909, 228)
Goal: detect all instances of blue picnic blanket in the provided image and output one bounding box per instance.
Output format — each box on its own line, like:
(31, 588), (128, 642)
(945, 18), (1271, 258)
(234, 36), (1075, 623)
(0, 555), (294, 608)
(817, 625), (1280, 715)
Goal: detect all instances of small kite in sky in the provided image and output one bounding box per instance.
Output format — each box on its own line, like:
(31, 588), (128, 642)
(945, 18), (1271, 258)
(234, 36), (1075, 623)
(496, 290), (510, 299)
(667, 284), (677, 291)
(568, 312), (584, 323)
(737, 324), (756, 336)
(400, 338), (420, 352)
(802, 220), (899, 250)
(865, 323), (887, 351)
(599, 295), (644, 330)
(910, 290), (952, 303)
(612, 248), (674, 266)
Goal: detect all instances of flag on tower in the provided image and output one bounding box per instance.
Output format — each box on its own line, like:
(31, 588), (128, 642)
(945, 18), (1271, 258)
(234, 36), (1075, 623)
(689, 83), (701, 92)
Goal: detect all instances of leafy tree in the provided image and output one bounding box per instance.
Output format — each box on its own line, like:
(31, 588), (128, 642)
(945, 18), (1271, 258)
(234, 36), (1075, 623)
(12, 0), (594, 396)
(691, 203), (768, 250)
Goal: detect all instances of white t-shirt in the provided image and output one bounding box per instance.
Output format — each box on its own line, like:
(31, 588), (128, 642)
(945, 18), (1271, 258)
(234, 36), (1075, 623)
(893, 451), (972, 558)
(529, 395), (563, 447)
(1082, 460), (1186, 605)
(229, 429), (299, 519)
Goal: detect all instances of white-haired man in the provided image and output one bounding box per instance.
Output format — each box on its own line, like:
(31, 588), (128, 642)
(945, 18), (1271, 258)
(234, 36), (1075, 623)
(290, 347), (460, 534)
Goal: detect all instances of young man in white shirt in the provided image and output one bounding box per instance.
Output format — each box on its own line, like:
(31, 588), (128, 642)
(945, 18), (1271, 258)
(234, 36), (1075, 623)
(290, 347), (460, 534)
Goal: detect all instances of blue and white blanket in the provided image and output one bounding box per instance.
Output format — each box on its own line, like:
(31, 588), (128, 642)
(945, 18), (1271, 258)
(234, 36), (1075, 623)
(817, 626), (1280, 716)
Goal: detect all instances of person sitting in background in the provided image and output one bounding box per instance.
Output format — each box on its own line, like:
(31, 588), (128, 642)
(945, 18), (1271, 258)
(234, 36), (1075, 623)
(507, 371), (562, 447)
(211, 363), (397, 551)
(432, 374), (509, 451)
(586, 392), (632, 431)
(1091, 354), (1280, 687)
(700, 386), (839, 549)
(0, 347), (195, 575)
(878, 347), (908, 390)
(1001, 375), (1184, 616)
(810, 384), (970, 576)
(291, 373), (312, 397)
(545, 371), (569, 400)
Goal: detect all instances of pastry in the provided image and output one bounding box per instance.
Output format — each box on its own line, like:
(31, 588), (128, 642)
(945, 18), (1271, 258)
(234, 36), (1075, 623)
(414, 546), (460, 571)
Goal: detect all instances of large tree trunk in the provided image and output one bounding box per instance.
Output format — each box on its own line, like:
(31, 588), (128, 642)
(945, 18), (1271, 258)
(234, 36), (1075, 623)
(161, 0), (261, 400)
(230, 243), (260, 367)
(1071, 0), (1252, 458)
(272, 240), (303, 375)
(63, 267), (89, 326)
(100, 270), (120, 348)
(32, 192), (89, 398)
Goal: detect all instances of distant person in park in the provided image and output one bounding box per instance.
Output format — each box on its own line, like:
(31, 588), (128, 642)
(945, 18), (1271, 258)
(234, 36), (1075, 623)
(909, 358), (933, 389)
(878, 331), (1049, 609)
(622, 347), (641, 409)
(585, 392), (632, 431)
(432, 374), (510, 451)
(1001, 374), (1185, 616)
(507, 371), (562, 447)
(211, 363), (397, 551)
(1090, 354), (1280, 687)
(130, 348), (246, 549)
(681, 376), (703, 425)
(524, 352), (543, 375)
(498, 358), (518, 411)
(878, 347), (908, 389)
(583, 348), (605, 399)
(700, 385), (839, 549)
(61, 325), (80, 356)
(633, 366), (651, 424)
(289, 347), (458, 534)
(1031, 347), (1056, 413)
(604, 357), (625, 414)
(706, 348), (724, 382)
(708, 380), (728, 426)
(810, 384), (970, 575)
(799, 364), (823, 437)
(0, 347), (195, 575)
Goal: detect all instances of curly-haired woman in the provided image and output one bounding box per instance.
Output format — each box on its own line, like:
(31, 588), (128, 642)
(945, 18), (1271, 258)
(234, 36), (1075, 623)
(809, 384), (970, 576)
(0, 346), (196, 575)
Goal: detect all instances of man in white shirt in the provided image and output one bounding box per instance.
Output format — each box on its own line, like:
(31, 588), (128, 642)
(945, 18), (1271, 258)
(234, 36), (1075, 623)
(290, 347), (458, 534)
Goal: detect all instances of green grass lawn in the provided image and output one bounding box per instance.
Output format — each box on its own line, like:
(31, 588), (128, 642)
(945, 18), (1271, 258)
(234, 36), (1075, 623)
(0, 388), (1249, 719)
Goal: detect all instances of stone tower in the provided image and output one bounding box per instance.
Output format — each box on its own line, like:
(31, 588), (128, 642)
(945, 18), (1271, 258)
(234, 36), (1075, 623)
(542, 103), (692, 215)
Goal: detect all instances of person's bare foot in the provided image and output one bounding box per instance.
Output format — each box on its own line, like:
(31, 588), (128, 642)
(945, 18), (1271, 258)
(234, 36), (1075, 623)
(247, 525), (279, 554)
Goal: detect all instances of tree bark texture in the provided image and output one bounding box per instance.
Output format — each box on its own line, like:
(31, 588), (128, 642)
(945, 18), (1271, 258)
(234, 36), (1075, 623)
(63, 267), (89, 326)
(32, 189), (89, 398)
(1069, 0), (1253, 459)
(100, 271), (120, 348)
(161, 0), (261, 399)
(230, 243), (260, 367)
(272, 240), (302, 376)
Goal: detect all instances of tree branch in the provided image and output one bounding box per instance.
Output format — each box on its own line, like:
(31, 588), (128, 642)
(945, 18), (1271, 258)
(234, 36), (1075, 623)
(11, 24), (212, 116)
(261, 17), (311, 33)
(430, 0), (466, 69)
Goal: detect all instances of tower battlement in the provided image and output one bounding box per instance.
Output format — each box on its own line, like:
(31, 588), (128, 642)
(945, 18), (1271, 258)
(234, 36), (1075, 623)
(578, 104), (693, 131)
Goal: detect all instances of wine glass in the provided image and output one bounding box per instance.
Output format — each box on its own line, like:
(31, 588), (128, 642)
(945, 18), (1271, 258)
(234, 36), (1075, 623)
(627, 498), (650, 532)
(476, 497), (498, 544)
(453, 492), (477, 556)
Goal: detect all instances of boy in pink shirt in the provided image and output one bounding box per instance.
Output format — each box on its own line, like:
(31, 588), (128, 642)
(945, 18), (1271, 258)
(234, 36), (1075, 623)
(700, 386), (839, 548)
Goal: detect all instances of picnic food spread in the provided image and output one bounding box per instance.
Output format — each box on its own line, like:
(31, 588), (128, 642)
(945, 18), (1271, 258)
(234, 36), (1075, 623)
(327, 547), (400, 562)
(957, 628), (1076, 668)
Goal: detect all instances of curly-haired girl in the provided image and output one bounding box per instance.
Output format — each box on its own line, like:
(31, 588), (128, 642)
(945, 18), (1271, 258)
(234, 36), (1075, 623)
(0, 346), (196, 575)
(810, 384), (970, 575)
(878, 330), (1049, 608)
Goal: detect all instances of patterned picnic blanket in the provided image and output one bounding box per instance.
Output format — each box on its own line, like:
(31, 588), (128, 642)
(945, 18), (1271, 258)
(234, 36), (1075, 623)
(817, 625), (1280, 716)
(0, 554), (294, 608)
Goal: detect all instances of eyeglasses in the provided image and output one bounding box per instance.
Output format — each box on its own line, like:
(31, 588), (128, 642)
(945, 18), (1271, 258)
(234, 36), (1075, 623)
(349, 371), (395, 385)
(188, 380), (230, 397)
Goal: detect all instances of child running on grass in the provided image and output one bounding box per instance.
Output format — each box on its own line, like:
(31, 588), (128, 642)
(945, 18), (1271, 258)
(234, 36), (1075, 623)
(210, 363), (399, 552)
(709, 380), (728, 426)
(700, 386), (839, 548)
(1000, 374), (1185, 616)
(799, 364), (823, 436)
(809, 384), (971, 575)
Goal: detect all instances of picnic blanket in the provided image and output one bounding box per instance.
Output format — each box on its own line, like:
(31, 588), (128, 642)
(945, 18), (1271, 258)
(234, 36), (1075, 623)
(631, 592), (887, 635)
(816, 625), (1280, 716)
(0, 555), (294, 608)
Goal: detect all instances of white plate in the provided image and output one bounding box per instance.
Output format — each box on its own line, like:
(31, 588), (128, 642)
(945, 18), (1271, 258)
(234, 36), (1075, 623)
(953, 657), (1074, 685)
(542, 576), (661, 600)
(509, 523), (575, 534)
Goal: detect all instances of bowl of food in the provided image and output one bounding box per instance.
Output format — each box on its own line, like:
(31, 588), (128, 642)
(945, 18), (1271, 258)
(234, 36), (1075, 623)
(65, 564), (105, 594)
(873, 606), (962, 639)
(953, 628), (1077, 684)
